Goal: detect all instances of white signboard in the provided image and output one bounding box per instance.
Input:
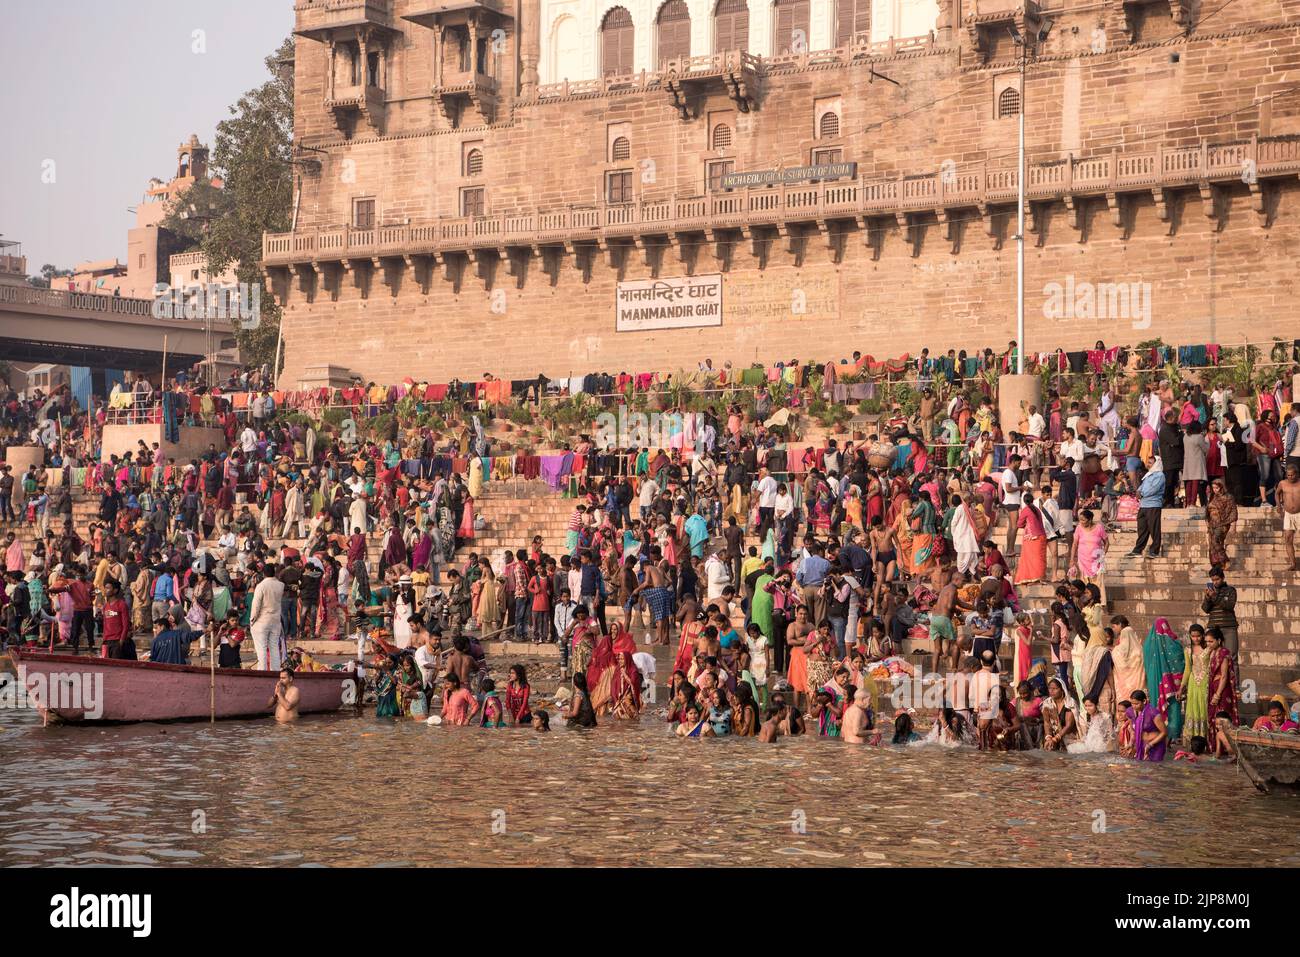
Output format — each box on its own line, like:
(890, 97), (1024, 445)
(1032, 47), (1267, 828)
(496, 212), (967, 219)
(616, 274), (723, 332)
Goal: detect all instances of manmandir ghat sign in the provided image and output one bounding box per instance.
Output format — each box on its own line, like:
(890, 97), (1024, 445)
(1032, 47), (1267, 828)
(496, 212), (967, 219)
(616, 275), (723, 332)
(719, 162), (857, 189)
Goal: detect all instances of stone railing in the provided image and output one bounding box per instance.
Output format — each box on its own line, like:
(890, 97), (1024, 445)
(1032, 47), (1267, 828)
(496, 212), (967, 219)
(0, 282), (230, 326)
(262, 134), (1300, 263)
(533, 39), (929, 100)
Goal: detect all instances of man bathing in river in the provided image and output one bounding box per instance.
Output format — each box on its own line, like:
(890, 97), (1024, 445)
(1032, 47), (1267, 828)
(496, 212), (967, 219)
(268, 668), (300, 722)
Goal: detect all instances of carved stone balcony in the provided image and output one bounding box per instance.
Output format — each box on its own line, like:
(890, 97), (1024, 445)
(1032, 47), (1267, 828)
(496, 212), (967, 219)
(402, 0), (514, 28)
(325, 83), (387, 135)
(659, 51), (762, 119)
(294, 0), (400, 41)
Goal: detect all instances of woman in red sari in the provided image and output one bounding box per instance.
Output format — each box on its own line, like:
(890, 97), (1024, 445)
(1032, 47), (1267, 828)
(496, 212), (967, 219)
(586, 630), (617, 715)
(674, 613), (706, 676)
(864, 472), (884, 527)
(1205, 626), (1239, 726)
(610, 624), (643, 718)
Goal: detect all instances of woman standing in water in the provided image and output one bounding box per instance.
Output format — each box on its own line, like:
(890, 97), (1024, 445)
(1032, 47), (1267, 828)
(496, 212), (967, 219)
(566, 672), (598, 728)
(1179, 624), (1211, 740)
(1127, 689), (1168, 761)
(1205, 626), (1239, 727)
(1041, 676), (1080, 751)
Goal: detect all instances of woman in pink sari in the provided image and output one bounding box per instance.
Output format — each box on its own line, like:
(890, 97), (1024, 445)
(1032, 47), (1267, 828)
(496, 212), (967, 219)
(458, 494), (475, 541)
(1068, 509), (1109, 606)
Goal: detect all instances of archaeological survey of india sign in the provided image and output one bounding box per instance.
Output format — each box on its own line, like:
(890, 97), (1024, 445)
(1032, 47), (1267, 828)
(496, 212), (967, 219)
(616, 275), (723, 332)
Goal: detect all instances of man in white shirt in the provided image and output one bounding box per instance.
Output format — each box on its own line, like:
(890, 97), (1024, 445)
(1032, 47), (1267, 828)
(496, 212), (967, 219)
(773, 486), (794, 548)
(756, 468), (779, 541)
(239, 425), (257, 454)
(1059, 428), (1085, 476)
(249, 561), (286, 671)
(704, 550), (731, 602)
(638, 477), (659, 524)
(1026, 405), (1046, 440)
(553, 589), (579, 643)
(1000, 454), (1023, 556)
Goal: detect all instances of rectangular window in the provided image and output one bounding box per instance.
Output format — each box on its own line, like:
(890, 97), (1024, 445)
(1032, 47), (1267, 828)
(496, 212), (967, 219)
(460, 187), (485, 217)
(606, 170), (633, 204)
(812, 147), (843, 166)
(138, 254), (146, 268)
(353, 198), (376, 229)
(707, 159), (735, 191)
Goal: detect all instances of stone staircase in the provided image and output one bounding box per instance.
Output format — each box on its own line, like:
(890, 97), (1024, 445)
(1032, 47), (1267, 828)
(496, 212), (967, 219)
(1018, 506), (1298, 705)
(12, 472), (1297, 710)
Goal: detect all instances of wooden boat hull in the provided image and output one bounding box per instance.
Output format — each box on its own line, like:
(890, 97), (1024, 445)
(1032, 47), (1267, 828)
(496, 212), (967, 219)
(7, 649), (359, 724)
(1220, 718), (1300, 793)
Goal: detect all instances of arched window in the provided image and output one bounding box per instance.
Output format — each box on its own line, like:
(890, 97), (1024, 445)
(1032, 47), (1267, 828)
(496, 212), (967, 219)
(998, 86), (1021, 118)
(601, 7), (635, 77)
(772, 0), (810, 55)
(465, 148), (483, 176)
(714, 0), (749, 53)
(611, 135), (631, 161)
(835, 0), (870, 46)
(818, 110), (840, 138)
(712, 123), (732, 149)
(657, 0), (692, 65)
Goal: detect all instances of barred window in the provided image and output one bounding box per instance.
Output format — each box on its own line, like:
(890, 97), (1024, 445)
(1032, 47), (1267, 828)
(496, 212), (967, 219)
(712, 123), (732, 149)
(465, 148), (483, 176)
(611, 136), (631, 161)
(998, 86), (1021, 118)
(818, 110), (840, 138)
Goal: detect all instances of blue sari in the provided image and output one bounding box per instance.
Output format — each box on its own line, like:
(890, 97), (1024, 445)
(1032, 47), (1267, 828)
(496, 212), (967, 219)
(1142, 619), (1184, 742)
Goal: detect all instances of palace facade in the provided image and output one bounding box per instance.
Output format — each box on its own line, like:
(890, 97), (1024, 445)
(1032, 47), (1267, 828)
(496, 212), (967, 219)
(264, 0), (1300, 385)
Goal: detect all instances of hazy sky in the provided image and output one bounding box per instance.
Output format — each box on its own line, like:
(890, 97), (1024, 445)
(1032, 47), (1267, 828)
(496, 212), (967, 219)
(0, 0), (293, 273)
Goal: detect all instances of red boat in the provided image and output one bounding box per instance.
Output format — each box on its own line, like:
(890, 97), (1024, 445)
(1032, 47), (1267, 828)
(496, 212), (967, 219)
(7, 648), (360, 724)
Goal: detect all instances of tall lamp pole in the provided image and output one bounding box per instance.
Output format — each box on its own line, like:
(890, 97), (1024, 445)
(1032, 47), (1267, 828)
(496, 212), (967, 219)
(1016, 34), (1026, 375)
(1011, 19), (1051, 376)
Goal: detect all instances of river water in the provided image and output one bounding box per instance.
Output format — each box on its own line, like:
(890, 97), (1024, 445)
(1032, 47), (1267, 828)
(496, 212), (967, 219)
(2, 709), (1297, 867)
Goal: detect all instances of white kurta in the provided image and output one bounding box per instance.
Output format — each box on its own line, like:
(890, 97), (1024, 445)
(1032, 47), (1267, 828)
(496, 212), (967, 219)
(249, 576), (286, 671)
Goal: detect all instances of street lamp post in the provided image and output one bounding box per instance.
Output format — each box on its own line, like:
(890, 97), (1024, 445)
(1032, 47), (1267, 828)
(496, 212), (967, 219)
(1010, 19), (1051, 376)
(1017, 35), (1026, 375)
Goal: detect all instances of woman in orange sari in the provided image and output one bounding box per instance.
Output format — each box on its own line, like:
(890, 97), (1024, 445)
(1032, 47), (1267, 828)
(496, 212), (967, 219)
(1013, 492), (1048, 585)
(586, 630), (617, 715)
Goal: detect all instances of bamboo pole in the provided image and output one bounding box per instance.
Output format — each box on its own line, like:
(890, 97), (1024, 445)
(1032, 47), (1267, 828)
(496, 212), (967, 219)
(209, 624), (216, 724)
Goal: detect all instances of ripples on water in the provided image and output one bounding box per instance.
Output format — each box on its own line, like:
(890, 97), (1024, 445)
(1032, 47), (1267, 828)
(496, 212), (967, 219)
(1, 709), (1297, 867)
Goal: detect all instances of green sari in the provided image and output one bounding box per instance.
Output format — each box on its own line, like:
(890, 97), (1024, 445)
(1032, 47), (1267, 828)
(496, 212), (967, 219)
(1181, 644), (1211, 740)
(751, 573), (774, 641)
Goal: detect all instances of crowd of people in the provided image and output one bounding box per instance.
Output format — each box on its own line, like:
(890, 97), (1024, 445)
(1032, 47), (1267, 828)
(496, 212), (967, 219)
(2, 340), (1299, 754)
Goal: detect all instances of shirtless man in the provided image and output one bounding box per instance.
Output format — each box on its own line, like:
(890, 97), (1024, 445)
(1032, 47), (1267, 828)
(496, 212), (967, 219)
(444, 636), (480, 692)
(632, 556), (673, 645)
(784, 606), (816, 710)
(841, 689), (875, 743)
(267, 668), (301, 722)
(758, 703), (786, 742)
(929, 568), (967, 674)
(1278, 464), (1300, 572)
(868, 517), (897, 606)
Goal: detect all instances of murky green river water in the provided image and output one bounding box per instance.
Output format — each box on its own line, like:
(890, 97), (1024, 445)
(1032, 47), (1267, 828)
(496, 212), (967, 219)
(2, 709), (1297, 867)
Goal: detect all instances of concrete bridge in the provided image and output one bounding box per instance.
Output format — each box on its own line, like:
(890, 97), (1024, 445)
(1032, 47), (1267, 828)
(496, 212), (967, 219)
(0, 283), (236, 371)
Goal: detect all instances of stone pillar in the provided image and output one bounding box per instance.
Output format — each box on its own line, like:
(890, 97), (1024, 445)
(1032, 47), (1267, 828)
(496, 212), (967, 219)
(519, 0), (540, 97)
(998, 373), (1041, 436)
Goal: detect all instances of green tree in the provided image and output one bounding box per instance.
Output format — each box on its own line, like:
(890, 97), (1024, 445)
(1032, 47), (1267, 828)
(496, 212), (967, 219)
(163, 38), (294, 366)
(29, 263), (72, 289)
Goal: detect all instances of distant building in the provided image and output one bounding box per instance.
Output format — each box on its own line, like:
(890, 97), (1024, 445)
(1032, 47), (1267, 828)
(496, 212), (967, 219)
(121, 134), (226, 299)
(0, 239), (27, 288)
(60, 258), (128, 295)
